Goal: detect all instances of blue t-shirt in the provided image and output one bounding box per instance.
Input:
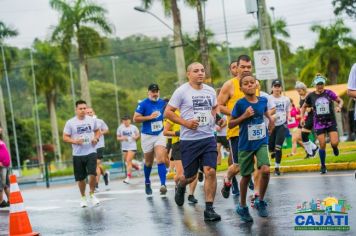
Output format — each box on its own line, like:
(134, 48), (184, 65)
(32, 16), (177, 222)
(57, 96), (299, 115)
(231, 96), (268, 151)
(135, 98), (166, 135)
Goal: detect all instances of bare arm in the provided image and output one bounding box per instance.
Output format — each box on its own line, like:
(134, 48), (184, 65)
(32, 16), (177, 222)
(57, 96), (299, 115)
(164, 105), (199, 130)
(347, 89), (356, 98)
(133, 111), (158, 123)
(217, 81), (232, 116)
(63, 133), (82, 145)
(335, 97), (344, 112)
(228, 106), (254, 129)
(163, 121), (178, 137)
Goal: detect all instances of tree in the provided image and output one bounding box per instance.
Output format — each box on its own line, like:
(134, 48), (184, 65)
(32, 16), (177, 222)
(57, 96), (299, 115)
(333, 0), (356, 19)
(0, 21), (18, 153)
(31, 39), (68, 162)
(50, 0), (113, 106)
(300, 19), (356, 85)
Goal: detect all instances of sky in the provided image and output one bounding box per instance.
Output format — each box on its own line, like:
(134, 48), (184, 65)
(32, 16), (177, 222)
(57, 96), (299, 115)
(0, 0), (355, 51)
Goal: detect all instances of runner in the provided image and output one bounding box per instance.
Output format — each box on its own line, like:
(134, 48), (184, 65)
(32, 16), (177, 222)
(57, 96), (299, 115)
(165, 62), (221, 221)
(218, 55), (255, 199)
(229, 72), (274, 222)
(295, 81), (319, 159)
(86, 107), (110, 190)
(63, 100), (101, 207)
(287, 99), (303, 157)
(117, 116), (140, 184)
(300, 74), (344, 174)
(215, 88), (229, 166)
(163, 110), (198, 204)
(0, 127), (10, 208)
(347, 63), (356, 179)
(269, 79), (290, 176)
(133, 84), (168, 196)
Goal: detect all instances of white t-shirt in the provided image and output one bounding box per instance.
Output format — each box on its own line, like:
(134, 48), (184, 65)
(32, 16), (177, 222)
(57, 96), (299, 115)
(270, 95), (290, 126)
(63, 115), (98, 156)
(260, 91), (276, 126)
(117, 124), (139, 150)
(216, 115), (227, 137)
(169, 82), (217, 141)
(96, 118), (109, 149)
(347, 63), (356, 120)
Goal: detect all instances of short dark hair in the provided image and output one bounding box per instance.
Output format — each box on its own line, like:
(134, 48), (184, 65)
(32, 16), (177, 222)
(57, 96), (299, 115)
(75, 100), (87, 107)
(121, 115), (130, 120)
(237, 55), (251, 66)
(239, 71), (255, 87)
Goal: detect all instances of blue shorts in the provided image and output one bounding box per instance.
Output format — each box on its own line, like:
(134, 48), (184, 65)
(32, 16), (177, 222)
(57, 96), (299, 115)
(180, 137), (218, 178)
(228, 136), (239, 164)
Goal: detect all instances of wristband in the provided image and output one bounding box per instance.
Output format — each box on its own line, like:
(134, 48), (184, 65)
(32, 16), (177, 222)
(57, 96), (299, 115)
(175, 131), (180, 136)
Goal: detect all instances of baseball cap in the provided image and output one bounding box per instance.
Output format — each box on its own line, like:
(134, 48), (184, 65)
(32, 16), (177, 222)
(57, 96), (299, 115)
(272, 79), (282, 87)
(313, 75), (326, 85)
(148, 83), (160, 91)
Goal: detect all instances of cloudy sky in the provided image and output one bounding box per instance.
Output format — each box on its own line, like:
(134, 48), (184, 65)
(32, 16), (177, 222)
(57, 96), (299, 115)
(0, 0), (355, 51)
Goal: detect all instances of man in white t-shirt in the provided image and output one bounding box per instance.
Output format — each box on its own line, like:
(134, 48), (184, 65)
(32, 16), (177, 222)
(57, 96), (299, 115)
(165, 62), (221, 222)
(347, 63), (356, 179)
(86, 108), (110, 191)
(117, 116), (140, 184)
(63, 100), (101, 208)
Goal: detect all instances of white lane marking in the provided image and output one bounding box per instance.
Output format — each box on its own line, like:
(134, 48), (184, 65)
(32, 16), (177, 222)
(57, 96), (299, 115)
(96, 189), (173, 195)
(26, 206), (61, 211)
(272, 173), (354, 179)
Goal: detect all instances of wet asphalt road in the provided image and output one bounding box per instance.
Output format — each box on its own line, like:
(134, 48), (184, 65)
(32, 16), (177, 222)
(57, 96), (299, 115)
(0, 171), (355, 236)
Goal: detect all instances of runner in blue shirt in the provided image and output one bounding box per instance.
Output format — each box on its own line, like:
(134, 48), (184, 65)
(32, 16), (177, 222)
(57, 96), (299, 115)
(229, 72), (274, 222)
(133, 84), (168, 196)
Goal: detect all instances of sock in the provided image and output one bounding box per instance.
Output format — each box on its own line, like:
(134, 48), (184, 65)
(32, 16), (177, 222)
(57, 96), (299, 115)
(319, 149), (326, 167)
(303, 141), (312, 155)
(157, 163), (167, 186)
(144, 165), (152, 184)
(275, 149), (282, 165)
(275, 163), (280, 168)
(127, 173), (132, 178)
(206, 202), (213, 210)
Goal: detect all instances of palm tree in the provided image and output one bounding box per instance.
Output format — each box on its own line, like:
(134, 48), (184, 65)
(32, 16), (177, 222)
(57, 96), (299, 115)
(300, 19), (356, 85)
(0, 21), (18, 152)
(50, 0), (113, 106)
(31, 39), (68, 161)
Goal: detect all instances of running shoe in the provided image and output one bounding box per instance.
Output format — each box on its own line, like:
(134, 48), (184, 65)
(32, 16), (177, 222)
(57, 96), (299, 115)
(221, 178), (232, 199)
(80, 196), (88, 208)
(332, 147), (339, 156)
(304, 153), (312, 159)
(198, 170), (204, 182)
(175, 183), (186, 206)
(274, 167), (281, 176)
(248, 179), (254, 191)
(236, 204), (253, 223)
(312, 146), (319, 157)
(94, 186), (100, 193)
(204, 208), (221, 221)
(188, 195), (198, 204)
(89, 194), (100, 206)
(103, 171), (110, 186)
(256, 200), (268, 217)
(320, 166), (327, 174)
(0, 200), (8, 208)
(160, 185), (167, 195)
(145, 183), (153, 195)
(123, 177), (130, 184)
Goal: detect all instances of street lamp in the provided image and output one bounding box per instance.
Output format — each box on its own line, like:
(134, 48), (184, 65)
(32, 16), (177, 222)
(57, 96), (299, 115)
(270, 6), (285, 90)
(134, 7), (175, 33)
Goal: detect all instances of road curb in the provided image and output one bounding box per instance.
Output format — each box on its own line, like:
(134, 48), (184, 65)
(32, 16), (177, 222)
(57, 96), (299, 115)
(278, 162), (356, 173)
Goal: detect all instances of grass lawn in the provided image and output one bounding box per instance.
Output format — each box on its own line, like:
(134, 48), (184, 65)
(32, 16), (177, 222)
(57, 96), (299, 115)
(217, 141), (356, 172)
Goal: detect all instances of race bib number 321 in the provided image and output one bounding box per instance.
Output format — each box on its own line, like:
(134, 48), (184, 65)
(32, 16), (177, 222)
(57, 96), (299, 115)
(194, 111), (211, 126)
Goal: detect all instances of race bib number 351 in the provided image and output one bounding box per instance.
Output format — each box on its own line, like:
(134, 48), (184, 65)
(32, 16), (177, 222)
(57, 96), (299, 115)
(248, 123), (266, 141)
(151, 121), (163, 132)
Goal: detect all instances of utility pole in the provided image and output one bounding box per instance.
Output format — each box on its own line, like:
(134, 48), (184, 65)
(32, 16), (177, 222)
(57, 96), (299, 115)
(221, 0), (231, 65)
(69, 61), (76, 112)
(111, 56), (121, 126)
(257, 0), (273, 91)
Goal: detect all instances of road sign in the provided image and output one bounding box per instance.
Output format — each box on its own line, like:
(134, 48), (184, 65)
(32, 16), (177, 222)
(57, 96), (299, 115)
(254, 50), (278, 81)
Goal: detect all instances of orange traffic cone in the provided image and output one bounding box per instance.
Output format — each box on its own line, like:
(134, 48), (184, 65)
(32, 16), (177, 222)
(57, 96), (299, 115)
(8, 174), (39, 236)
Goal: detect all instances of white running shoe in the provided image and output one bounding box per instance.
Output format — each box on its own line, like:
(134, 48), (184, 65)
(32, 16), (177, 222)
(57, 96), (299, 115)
(90, 194), (100, 206)
(80, 196), (88, 208)
(123, 177), (130, 184)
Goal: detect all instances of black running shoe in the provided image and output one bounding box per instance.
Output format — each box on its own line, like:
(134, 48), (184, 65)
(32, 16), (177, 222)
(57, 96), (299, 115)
(304, 153), (312, 159)
(312, 146), (319, 157)
(188, 195), (198, 204)
(320, 166), (327, 174)
(332, 147), (339, 156)
(198, 171), (204, 182)
(103, 171), (109, 186)
(175, 183), (186, 206)
(221, 179), (232, 199)
(145, 183), (153, 195)
(0, 200), (8, 208)
(274, 167), (281, 176)
(204, 208), (221, 221)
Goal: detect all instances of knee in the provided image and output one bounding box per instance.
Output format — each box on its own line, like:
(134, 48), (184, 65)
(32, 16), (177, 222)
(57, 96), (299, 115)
(229, 164), (239, 173)
(204, 167), (216, 178)
(260, 166), (270, 177)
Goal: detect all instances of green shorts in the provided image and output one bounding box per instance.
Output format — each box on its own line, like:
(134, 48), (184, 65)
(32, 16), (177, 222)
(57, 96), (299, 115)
(238, 145), (270, 177)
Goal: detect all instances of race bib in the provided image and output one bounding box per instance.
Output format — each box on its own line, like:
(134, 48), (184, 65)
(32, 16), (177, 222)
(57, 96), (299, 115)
(288, 117), (296, 125)
(316, 103), (330, 115)
(248, 123), (266, 141)
(151, 121), (163, 132)
(80, 133), (94, 145)
(275, 112), (286, 124)
(194, 111), (211, 126)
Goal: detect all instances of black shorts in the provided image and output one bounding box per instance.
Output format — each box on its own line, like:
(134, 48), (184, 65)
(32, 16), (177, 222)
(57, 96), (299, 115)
(228, 136), (239, 164)
(315, 124), (338, 136)
(180, 137), (217, 178)
(298, 116), (313, 130)
(269, 124), (287, 151)
(166, 138), (172, 153)
(171, 142), (181, 161)
(216, 136), (229, 149)
(96, 147), (104, 160)
(73, 153), (97, 181)
(123, 150), (137, 153)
